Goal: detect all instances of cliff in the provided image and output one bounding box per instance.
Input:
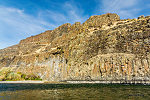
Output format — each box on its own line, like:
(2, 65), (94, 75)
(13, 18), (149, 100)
(0, 13), (150, 83)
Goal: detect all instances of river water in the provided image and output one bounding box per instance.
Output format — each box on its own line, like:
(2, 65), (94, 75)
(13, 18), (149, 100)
(0, 83), (150, 100)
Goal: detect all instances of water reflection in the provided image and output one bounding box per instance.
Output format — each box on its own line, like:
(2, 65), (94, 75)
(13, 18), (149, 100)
(0, 84), (150, 100)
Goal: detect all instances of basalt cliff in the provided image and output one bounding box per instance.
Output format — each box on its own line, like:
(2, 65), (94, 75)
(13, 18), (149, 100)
(0, 13), (150, 83)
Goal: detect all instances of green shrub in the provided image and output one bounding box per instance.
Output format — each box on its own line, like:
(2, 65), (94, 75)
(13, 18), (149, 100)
(24, 74), (42, 80)
(6, 72), (22, 81)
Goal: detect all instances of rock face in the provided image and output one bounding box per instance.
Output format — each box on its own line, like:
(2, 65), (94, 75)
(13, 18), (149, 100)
(0, 13), (150, 82)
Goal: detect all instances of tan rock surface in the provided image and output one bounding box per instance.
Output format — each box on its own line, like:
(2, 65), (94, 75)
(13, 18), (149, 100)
(0, 13), (150, 83)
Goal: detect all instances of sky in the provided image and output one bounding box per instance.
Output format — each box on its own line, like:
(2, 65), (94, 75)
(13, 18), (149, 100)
(0, 0), (150, 49)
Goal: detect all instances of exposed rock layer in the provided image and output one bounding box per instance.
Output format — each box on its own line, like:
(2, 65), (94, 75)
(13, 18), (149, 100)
(0, 13), (150, 82)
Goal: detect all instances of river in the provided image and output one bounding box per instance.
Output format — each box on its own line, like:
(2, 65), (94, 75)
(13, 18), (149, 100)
(0, 83), (149, 100)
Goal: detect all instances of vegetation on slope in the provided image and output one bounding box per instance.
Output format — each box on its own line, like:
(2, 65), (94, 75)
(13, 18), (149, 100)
(0, 67), (41, 81)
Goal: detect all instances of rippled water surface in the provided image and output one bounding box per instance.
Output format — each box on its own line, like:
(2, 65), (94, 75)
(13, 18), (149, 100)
(0, 83), (150, 100)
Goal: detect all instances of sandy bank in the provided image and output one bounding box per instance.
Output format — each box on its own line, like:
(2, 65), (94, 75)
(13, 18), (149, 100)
(0, 81), (45, 84)
(1, 80), (150, 84)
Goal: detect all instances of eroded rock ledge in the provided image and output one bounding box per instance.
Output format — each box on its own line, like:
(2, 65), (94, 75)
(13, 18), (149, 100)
(0, 13), (149, 83)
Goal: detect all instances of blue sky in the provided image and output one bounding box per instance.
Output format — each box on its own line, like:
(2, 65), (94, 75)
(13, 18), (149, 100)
(0, 0), (150, 49)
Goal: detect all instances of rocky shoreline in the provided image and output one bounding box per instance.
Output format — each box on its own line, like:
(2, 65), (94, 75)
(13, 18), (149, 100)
(66, 80), (150, 84)
(1, 80), (150, 85)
